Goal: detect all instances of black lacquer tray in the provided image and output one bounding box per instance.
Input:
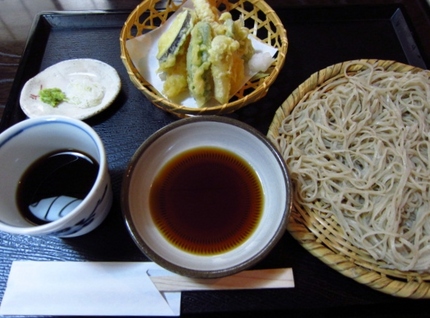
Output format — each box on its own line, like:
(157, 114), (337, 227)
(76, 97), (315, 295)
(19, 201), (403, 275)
(1, 2), (430, 317)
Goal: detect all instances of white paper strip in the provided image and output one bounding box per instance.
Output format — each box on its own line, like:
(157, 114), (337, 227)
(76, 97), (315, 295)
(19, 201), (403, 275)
(0, 261), (180, 316)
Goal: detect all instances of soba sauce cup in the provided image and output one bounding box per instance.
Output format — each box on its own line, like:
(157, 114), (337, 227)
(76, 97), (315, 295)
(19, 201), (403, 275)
(122, 116), (292, 278)
(0, 115), (112, 237)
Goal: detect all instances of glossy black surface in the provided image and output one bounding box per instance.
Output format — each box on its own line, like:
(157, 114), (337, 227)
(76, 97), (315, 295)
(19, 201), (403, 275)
(1, 1), (430, 317)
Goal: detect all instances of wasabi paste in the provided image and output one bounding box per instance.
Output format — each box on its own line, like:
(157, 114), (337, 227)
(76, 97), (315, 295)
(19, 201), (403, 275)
(39, 88), (67, 107)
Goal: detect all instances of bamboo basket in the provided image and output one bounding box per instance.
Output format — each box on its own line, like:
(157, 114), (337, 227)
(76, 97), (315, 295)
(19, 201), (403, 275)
(268, 59), (430, 298)
(119, 0), (288, 117)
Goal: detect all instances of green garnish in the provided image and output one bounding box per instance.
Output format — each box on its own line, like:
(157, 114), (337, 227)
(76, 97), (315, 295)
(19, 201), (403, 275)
(39, 88), (67, 107)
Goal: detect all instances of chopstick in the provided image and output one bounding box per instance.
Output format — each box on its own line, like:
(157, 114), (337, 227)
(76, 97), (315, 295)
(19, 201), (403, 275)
(149, 268), (294, 292)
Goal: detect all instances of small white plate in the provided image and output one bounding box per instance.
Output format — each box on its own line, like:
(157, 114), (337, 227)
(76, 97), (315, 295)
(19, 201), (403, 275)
(20, 59), (121, 120)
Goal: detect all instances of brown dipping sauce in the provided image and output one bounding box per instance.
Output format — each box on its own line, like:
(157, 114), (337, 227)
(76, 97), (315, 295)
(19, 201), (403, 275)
(150, 147), (264, 255)
(16, 150), (99, 225)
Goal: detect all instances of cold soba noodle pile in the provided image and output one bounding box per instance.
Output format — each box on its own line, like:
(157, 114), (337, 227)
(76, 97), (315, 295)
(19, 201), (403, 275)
(275, 61), (430, 272)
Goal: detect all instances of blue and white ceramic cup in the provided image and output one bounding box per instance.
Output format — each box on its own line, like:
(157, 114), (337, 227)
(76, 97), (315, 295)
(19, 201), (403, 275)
(0, 116), (112, 237)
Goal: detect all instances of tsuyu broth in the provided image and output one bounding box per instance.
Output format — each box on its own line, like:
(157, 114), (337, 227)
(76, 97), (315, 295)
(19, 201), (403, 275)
(16, 150), (99, 225)
(149, 147), (264, 255)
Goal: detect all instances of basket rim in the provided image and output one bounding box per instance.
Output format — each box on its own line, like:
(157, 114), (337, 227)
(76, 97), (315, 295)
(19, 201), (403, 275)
(119, 0), (288, 116)
(267, 58), (430, 298)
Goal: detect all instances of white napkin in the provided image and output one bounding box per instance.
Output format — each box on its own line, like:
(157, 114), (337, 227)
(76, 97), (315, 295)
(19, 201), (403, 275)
(0, 261), (180, 316)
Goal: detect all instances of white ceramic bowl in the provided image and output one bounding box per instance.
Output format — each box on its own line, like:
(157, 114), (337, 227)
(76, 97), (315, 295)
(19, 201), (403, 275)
(122, 116), (292, 278)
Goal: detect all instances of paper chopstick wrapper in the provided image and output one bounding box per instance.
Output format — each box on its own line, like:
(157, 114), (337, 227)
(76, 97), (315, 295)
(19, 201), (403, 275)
(0, 261), (294, 316)
(0, 261), (180, 316)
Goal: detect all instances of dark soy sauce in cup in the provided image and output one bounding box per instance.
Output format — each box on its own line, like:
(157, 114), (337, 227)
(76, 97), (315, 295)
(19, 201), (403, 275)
(150, 147), (264, 255)
(16, 150), (99, 225)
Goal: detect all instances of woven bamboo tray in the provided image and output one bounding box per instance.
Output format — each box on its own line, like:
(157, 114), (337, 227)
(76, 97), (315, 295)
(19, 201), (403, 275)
(267, 59), (430, 298)
(119, 0), (288, 117)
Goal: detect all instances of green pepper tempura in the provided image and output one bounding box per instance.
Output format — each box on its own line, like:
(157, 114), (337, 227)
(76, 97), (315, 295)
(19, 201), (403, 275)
(39, 88), (67, 107)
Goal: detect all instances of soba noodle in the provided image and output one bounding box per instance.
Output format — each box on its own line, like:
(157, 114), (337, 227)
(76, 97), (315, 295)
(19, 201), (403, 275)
(275, 61), (430, 272)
